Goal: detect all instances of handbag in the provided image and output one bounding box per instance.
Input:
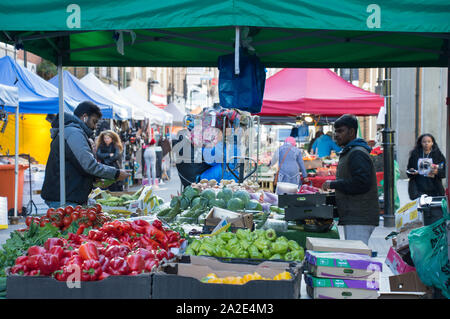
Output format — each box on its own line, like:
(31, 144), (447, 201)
(273, 146), (293, 188)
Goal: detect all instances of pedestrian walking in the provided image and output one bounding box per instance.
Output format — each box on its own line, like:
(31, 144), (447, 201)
(406, 133), (446, 200)
(143, 138), (158, 187)
(322, 114), (379, 245)
(96, 130), (124, 191)
(270, 136), (309, 192)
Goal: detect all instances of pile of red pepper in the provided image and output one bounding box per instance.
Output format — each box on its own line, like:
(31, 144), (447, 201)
(10, 219), (185, 281)
(25, 204), (110, 233)
(298, 184), (322, 194)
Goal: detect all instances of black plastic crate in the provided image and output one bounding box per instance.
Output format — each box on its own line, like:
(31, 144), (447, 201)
(284, 205), (334, 221)
(279, 193), (327, 208)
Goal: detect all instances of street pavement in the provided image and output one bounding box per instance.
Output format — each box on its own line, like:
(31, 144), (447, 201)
(0, 169), (412, 297)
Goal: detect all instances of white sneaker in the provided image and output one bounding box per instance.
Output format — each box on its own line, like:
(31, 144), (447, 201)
(159, 180), (165, 185)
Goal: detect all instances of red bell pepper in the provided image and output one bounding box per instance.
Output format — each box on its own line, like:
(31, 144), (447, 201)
(134, 248), (153, 260)
(67, 255), (83, 267)
(79, 242), (99, 261)
(44, 238), (65, 251)
(145, 224), (169, 249)
(152, 219), (163, 230)
(10, 264), (26, 275)
(81, 259), (102, 281)
(98, 255), (110, 273)
(131, 219), (150, 234)
(15, 256), (28, 266)
(98, 272), (110, 281)
(88, 229), (106, 242)
(107, 257), (130, 276)
(126, 254), (145, 273)
(49, 246), (64, 261)
(68, 233), (83, 245)
(104, 245), (131, 259)
(155, 249), (169, 262)
(38, 253), (59, 275)
(27, 246), (46, 256)
(104, 237), (121, 246)
(26, 255), (42, 270)
(27, 269), (41, 276)
(144, 259), (159, 273)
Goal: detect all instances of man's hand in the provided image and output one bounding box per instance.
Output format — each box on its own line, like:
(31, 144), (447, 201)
(117, 169), (130, 181)
(322, 180), (333, 191)
(303, 177), (310, 183)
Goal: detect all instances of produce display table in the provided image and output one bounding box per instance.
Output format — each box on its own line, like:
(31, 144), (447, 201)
(307, 175), (336, 189)
(276, 224), (340, 249)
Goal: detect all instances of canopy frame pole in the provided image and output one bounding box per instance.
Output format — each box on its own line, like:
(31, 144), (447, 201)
(13, 45), (19, 219)
(235, 26), (240, 76)
(13, 90), (19, 219)
(58, 55), (66, 207)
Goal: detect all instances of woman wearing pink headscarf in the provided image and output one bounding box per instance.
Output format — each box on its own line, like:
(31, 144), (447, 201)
(270, 137), (308, 188)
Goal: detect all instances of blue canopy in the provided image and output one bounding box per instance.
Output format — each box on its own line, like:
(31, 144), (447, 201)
(49, 71), (128, 119)
(0, 55), (77, 114)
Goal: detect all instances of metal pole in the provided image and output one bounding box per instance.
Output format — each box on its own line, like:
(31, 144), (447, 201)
(446, 56), (450, 212)
(58, 55), (66, 206)
(13, 94), (19, 219)
(382, 67), (395, 227)
(13, 48), (19, 219)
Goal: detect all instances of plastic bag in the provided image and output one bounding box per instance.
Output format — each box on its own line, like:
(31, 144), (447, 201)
(408, 199), (449, 298)
(217, 49), (266, 114)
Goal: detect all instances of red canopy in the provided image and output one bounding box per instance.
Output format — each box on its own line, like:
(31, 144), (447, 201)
(258, 68), (384, 117)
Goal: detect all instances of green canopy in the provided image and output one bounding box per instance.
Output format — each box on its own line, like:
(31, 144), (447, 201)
(0, 0), (448, 67)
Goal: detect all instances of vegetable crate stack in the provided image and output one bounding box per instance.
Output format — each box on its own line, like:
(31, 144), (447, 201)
(303, 237), (382, 299)
(278, 191), (335, 232)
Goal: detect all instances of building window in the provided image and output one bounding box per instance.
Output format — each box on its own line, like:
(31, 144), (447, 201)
(340, 68), (359, 82)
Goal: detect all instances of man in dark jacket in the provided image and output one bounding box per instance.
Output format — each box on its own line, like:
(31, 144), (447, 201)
(322, 114), (379, 245)
(41, 101), (129, 207)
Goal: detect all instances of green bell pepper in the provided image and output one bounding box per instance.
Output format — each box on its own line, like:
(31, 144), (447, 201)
(287, 240), (301, 251)
(271, 241), (288, 255)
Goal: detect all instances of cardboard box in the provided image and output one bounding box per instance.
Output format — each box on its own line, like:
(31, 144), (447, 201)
(305, 237), (372, 256)
(305, 274), (379, 299)
(394, 229), (413, 251)
(305, 251), (382, 281)
(395, 199), (424, 232)
(7, 273), (151, 299)
(385, 246), (416, 276)
(205, 207), (253, 231)
(389, 271), (432, 297)
(151, 256), (302, 299)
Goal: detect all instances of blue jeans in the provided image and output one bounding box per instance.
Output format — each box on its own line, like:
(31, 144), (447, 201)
(45, 201), (81, 209)
(343, 225), (376, 245)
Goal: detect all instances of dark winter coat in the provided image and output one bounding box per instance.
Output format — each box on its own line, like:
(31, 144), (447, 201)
(407, 147), (446, 200)
(330, 138), (380, 226)
(41, 113), (119, 204)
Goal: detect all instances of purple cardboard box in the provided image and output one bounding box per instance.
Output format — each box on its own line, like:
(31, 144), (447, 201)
(305, 274), (379, 299)
(305, 251), (382, 281)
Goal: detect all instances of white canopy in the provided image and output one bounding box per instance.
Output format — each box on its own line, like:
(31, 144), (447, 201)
(164, 102), (187, 126)
(120, 87), (173, 125)
(80, 73), (143, 120)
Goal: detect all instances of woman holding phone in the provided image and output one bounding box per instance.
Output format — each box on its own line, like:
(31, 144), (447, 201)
(406, 133), (446, 200)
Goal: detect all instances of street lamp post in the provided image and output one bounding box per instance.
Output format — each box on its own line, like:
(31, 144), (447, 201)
(382, 67), (396, 227)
